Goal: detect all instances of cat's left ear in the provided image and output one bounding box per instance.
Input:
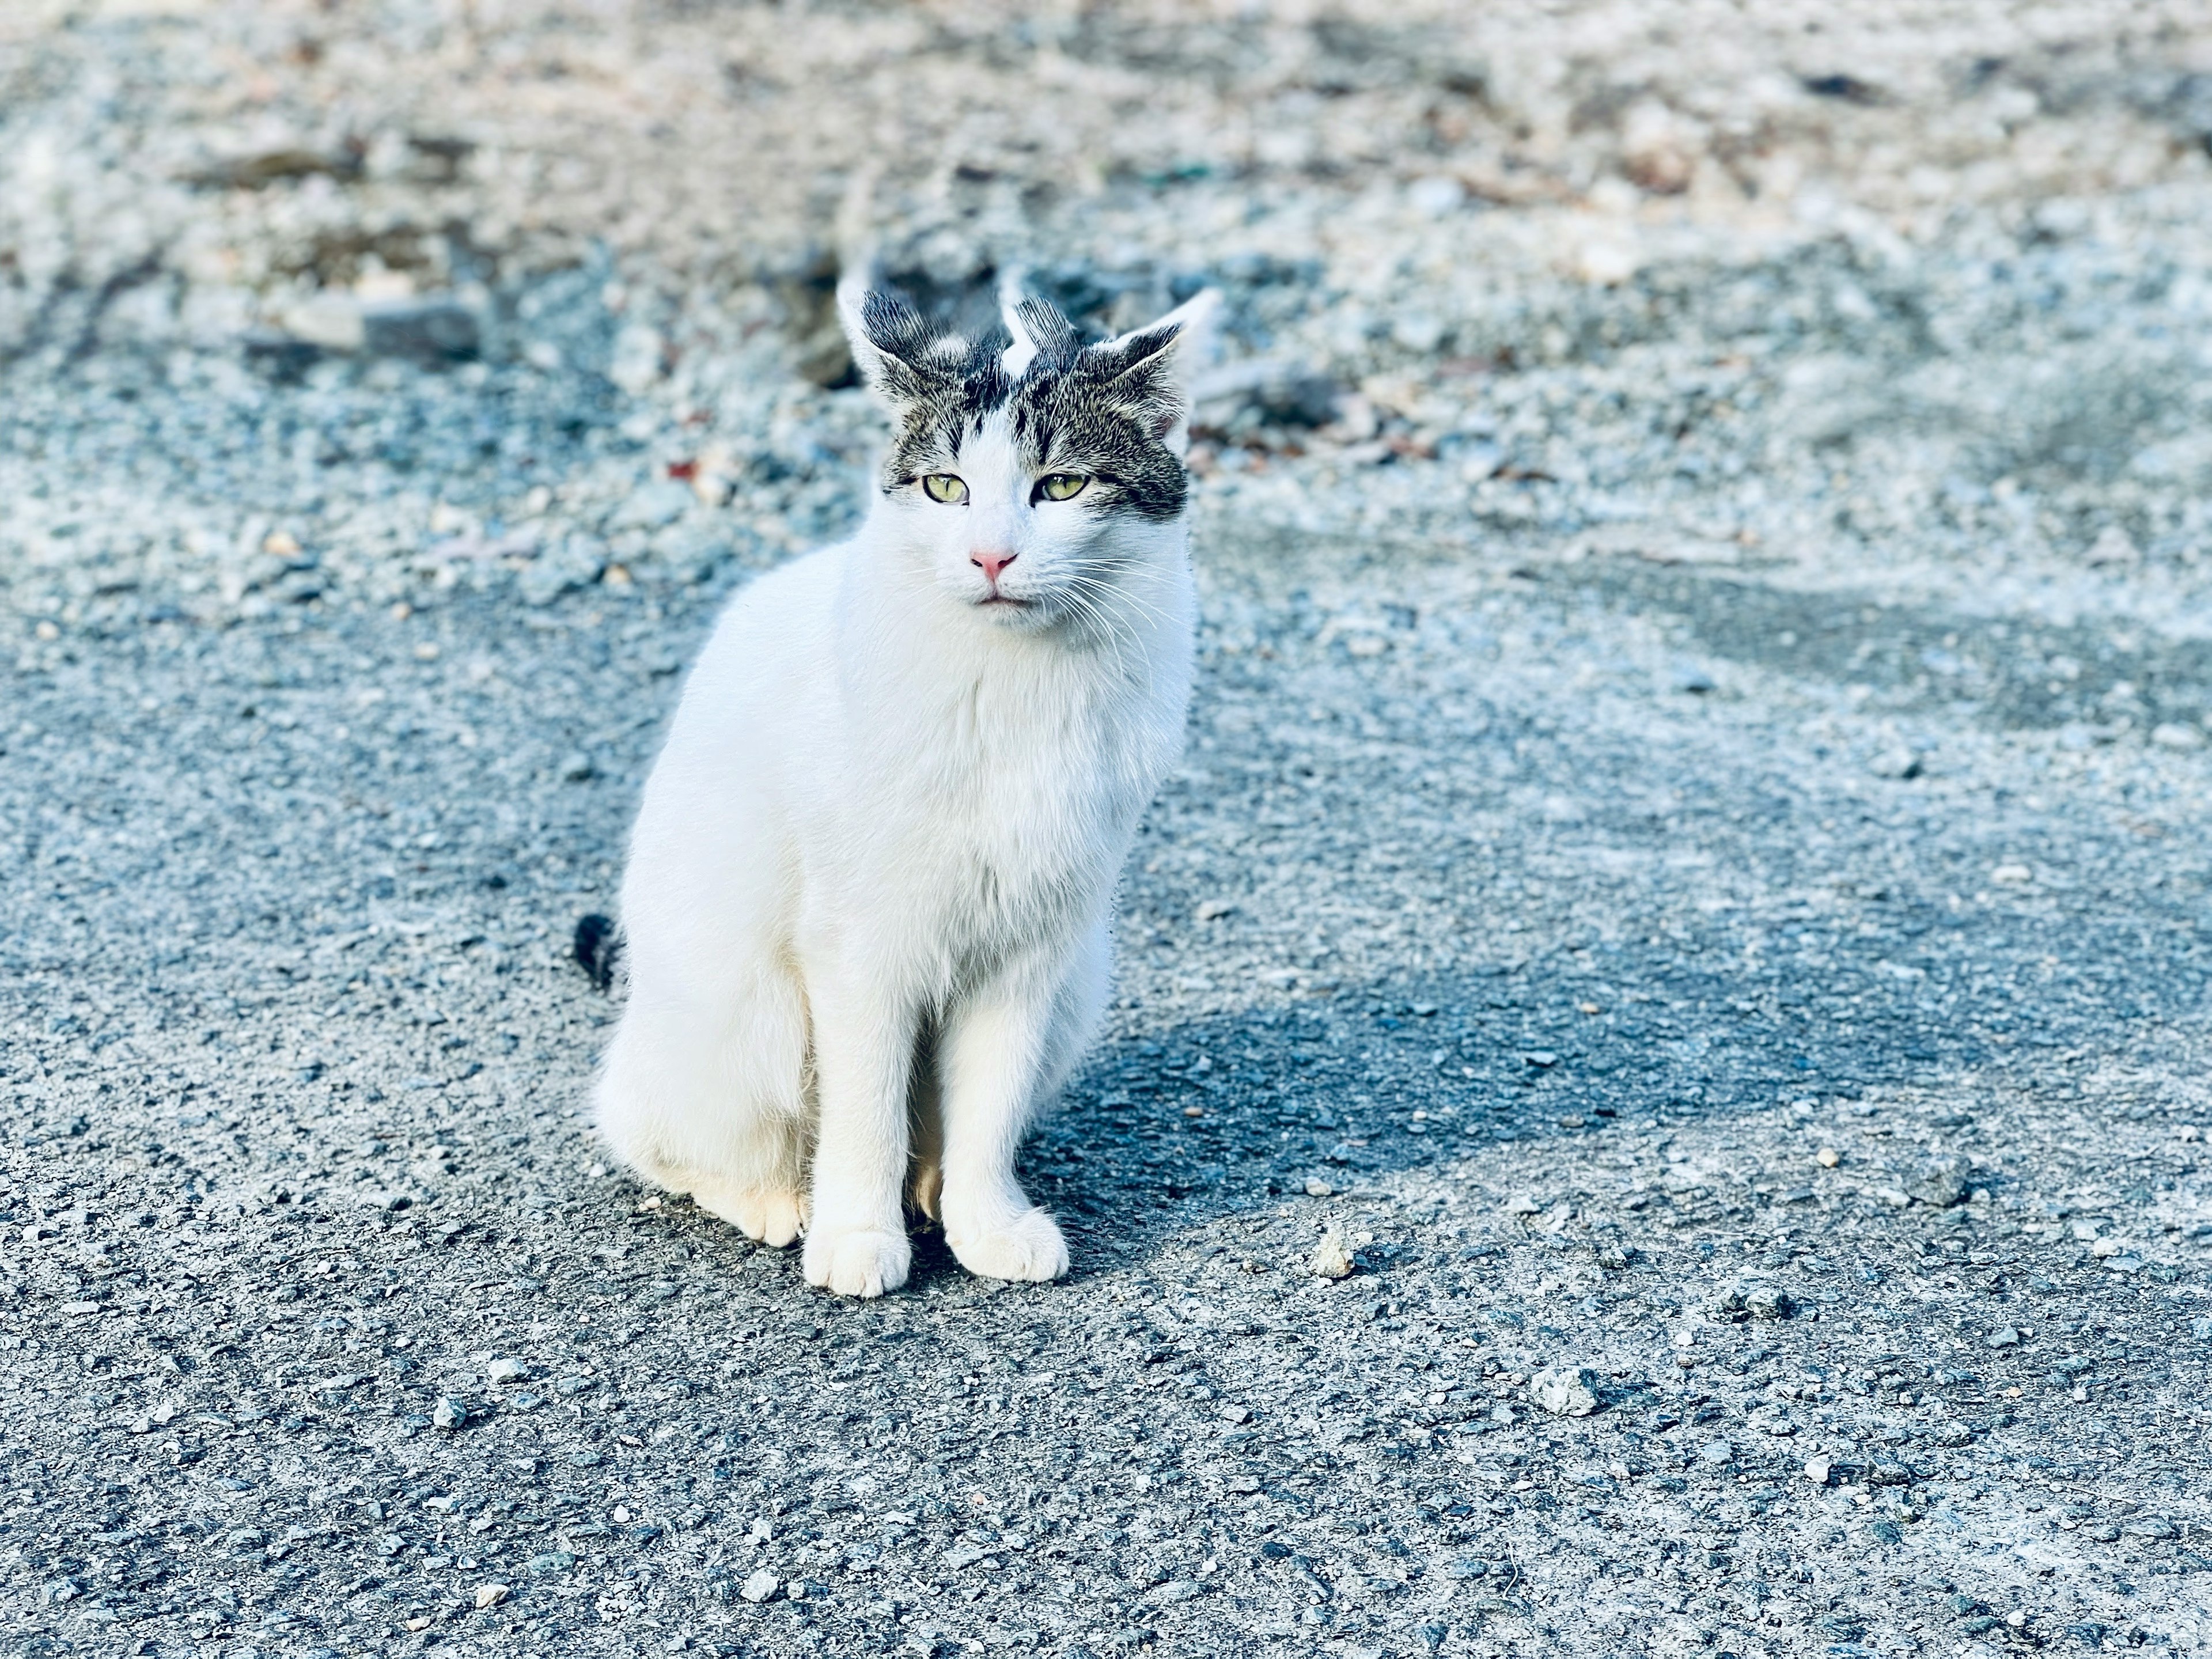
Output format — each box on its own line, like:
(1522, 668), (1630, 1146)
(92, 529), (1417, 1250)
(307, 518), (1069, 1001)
(1090, 289), (1220, 456)
(836, 273), (963, 414)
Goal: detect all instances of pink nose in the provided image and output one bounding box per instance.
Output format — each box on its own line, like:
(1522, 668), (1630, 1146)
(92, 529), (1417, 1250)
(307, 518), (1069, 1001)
(972, 549), (1017, 584)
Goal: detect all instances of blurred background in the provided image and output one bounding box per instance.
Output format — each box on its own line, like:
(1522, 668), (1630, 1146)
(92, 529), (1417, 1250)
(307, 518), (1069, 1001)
(6, 1), (2212, 617)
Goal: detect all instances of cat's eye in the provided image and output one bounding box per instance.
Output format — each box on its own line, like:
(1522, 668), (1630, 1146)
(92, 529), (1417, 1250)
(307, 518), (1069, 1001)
(1034, 473), (1088, 503)
(921, 474), (969, 505)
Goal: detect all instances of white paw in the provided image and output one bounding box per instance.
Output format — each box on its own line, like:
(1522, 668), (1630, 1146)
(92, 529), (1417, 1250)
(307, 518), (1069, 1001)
(948, 1207), (1069, 1283)
(690, 1184), (807, 1248)
(908, 1162), (942, 1221)
(802, 1225), (911, 1298)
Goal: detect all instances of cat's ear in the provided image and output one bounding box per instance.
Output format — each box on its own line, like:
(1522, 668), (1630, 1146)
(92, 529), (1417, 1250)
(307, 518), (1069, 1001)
(998, 270), (1080, 378)
(1086, 289), (1221, 454)
(836, 274), (963, 412)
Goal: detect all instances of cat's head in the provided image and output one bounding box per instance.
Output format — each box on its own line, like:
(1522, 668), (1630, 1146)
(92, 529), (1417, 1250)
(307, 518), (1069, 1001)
(838, 276), (1215, 632)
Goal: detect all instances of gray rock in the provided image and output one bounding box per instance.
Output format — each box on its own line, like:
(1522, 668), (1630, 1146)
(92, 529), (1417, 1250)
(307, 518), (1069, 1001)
(1190, 358), (1342, 430)
(1986, 1327), (2023, 1349)
(1907, 1157), (1971, 1207)
(432, 1395), (470, 1430)
(486, 1357), (530, 1384)
(1696, 1439), (1735, 1468)
(361, 297), (480, 363)
(740, 1568), (782, 1603)
(1740, 1285), (1796, 1320)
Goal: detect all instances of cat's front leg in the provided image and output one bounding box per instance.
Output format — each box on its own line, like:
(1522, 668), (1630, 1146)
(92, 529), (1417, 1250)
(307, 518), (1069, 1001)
(935, 930), (1109, 1282)
(800, 966), (916, 1297)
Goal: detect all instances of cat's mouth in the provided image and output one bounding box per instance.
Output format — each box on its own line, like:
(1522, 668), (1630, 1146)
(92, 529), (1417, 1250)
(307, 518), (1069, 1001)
(979, 594), (1033, 608)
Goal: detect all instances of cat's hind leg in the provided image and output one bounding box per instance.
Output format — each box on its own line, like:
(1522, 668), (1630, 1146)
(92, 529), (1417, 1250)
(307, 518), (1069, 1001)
(687, 1176), (809, 1247)
(594, 965), (812, 1245)
(907, 1027), (945, 1222)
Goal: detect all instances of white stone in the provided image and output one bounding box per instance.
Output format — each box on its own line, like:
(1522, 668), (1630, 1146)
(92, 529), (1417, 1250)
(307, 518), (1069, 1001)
(1528, 1366), (1599, 1416)
(1310, 1231), (1354, 1278)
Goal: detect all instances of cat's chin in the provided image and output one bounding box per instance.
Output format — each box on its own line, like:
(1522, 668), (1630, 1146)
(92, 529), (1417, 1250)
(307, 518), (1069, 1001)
(970, 594), (1050, 628)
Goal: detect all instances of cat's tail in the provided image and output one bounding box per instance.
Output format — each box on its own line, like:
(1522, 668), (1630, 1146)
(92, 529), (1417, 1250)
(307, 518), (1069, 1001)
(573, 912), (623, 993)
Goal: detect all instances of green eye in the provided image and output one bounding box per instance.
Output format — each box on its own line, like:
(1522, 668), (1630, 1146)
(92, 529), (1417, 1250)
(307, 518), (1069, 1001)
(921, 474), (969, 504)
(1035, 473), (1088, 503)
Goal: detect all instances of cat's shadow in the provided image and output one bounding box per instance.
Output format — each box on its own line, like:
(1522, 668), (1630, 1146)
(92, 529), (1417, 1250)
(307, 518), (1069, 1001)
(665, 894), (2135, 1296)
(1014, 920), (2101, 1274)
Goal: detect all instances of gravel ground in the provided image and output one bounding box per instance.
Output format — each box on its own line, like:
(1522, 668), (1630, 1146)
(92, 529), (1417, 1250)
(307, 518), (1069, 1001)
(6, 5), (2212, 1658)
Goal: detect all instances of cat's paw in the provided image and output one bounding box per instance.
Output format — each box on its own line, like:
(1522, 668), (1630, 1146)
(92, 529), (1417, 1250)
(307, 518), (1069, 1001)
(948, 1207), (1069, 1283)
(802, 1225), (911, 1298)
(690, 1183), (807, 1248)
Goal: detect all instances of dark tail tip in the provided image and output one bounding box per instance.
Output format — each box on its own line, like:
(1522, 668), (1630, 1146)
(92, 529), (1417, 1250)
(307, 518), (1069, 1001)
(574, 913), (622, 992)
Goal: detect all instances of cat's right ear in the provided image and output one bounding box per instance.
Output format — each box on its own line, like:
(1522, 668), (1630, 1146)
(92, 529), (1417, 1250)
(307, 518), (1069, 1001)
(836, 274), (957, 413)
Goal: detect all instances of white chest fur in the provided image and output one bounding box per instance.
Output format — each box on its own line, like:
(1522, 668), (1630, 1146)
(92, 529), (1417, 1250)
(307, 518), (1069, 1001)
(822, 558), (1190, 972)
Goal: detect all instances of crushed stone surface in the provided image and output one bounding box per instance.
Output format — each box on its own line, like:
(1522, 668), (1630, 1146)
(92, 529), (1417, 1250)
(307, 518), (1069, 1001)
(3, 4), (2211, 1657)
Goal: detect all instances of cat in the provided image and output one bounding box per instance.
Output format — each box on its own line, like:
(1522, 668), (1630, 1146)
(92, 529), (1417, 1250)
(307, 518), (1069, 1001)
(593, 274), (1215, 1296)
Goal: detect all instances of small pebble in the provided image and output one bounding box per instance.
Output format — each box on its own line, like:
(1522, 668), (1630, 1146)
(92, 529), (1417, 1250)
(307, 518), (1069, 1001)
(1527, 1366), (1599, 1417)
(474, 1583), (510, 1609)
(1906, 1157), (1970, 1207)
(740, 1568), (781, 1603)
(1744, 1286), (1795, 1321)
(1310, 1231), (1354, 1278)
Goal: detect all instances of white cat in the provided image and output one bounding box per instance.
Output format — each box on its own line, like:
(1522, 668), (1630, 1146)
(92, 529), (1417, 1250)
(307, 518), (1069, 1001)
(594, 276), (1214, 1296)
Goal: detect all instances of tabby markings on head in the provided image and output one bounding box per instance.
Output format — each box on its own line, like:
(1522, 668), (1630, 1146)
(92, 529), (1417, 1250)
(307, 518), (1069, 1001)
(857, 290), (1191, 523)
